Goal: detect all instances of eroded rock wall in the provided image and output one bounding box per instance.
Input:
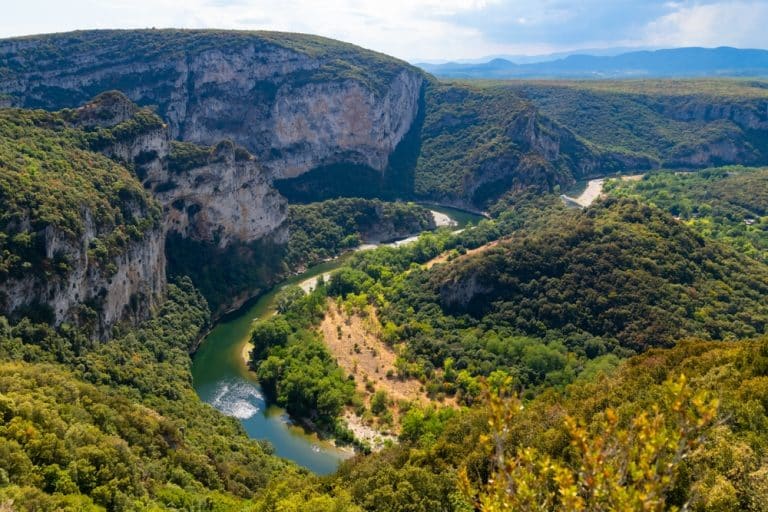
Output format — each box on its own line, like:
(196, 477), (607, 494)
(0, 30), (424, 181)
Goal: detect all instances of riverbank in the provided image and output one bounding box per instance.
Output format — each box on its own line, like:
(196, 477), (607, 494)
(193, 204), (486, 472)
(562, 174), (645, 208)
(431, 210), (457, 228)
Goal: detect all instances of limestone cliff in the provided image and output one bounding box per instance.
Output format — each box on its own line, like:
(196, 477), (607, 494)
(1, 212), (166, 338)
(0, 104), (166, 337)
(0, 90), (291, 336)
(0, 30), (424, 182)
(159, 141), (287, 247)
(76, 92), (288, 248)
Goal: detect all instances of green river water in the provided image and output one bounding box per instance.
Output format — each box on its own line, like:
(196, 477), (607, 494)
(191, 205), (484, 474)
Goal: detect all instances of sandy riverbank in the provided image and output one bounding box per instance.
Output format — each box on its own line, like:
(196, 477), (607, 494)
(431, 210), (457, 228)
(241, 341), (253, 367)
(575, 178), (605, 207)
(568, 174), (646, 208)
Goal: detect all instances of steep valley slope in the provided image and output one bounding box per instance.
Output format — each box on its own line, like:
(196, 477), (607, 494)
(0, 90), (289, 335)
(3, 29), (768, 512)
(4, 31), (768, 209)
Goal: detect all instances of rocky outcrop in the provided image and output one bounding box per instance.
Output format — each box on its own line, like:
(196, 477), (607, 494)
(157, 142), (287, 247)
(0, 208), (165, 338)
(666, 136), (760, 167)
(0, 30), (424, 182)
(0, 90), (291, 337)
(77, 92), (288, 248)
(645, 96), (768, 131)
(462, 107), (655, 204)
(439, 273), (492, 310)
(268, 71), (422, 178)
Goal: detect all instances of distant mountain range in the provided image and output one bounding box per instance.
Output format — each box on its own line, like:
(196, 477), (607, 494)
(417, 47), (768, 79)
(418, 47), (645, 65)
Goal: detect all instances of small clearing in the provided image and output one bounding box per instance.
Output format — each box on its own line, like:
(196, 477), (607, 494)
(319, 299), (454, 447)
(342, 410), (397, 451)
(320, 300), (428, 407)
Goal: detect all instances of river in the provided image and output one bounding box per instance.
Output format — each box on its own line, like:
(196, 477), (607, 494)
(191, 205), (484, 474)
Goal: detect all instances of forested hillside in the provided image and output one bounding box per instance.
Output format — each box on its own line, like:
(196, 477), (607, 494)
(0, 106), (165, 334)
(402, 78), (768, 206)
(0, 280), (300, 510)
(2, 29), (768, 512)
(606, 166), (768, 262)
(510, 80), (768, 169)
(286, 197), (765, 402)
(322, 337), (768, 511)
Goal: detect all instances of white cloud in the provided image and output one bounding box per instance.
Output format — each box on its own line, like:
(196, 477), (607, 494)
(188, 0), (515, 60)
(0, 0), (766, 61)
(643, 1), (768, 48)
(0, 0), (519, 60)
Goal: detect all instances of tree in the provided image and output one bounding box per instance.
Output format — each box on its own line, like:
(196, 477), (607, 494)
(370, 390), (389, 416)
(250, 317), (291, 362)
(460, 375), (719, 511)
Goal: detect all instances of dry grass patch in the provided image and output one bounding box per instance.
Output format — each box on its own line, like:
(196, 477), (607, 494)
(320, 300), (427, 409)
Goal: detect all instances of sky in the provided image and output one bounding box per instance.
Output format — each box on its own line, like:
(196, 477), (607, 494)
(1, 0), (768, 62)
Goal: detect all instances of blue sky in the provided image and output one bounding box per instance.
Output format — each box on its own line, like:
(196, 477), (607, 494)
(2, 0), (767, 61)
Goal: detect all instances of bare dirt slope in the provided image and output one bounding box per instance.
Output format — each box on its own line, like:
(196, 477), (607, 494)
(320, 300), (427, 406)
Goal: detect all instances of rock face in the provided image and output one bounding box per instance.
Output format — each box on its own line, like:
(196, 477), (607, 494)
(157, 142), (287, 247)
(438, 273), (492, 311)
(650, 96), (768, 130)
(0, 30), (424, 181)
(1, 196), (166, 339)
(78, 92), (288, 248)
(0, 89), (293, 337)
(269, 72), (421, 178)
(459, 106), (654, 204)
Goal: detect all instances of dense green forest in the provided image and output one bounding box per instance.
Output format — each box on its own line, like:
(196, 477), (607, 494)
(249, 284), (356, 434)
(286, 198), (434, 267)
(2, 163), (768, 512)
(0, 279), (300, 510)
(235, 184), (768, 510)
(324, 337), (768, 512)
(606, 166), (768, 263)
(4, 29), (768, 511)
(0, 107), (161, 286)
